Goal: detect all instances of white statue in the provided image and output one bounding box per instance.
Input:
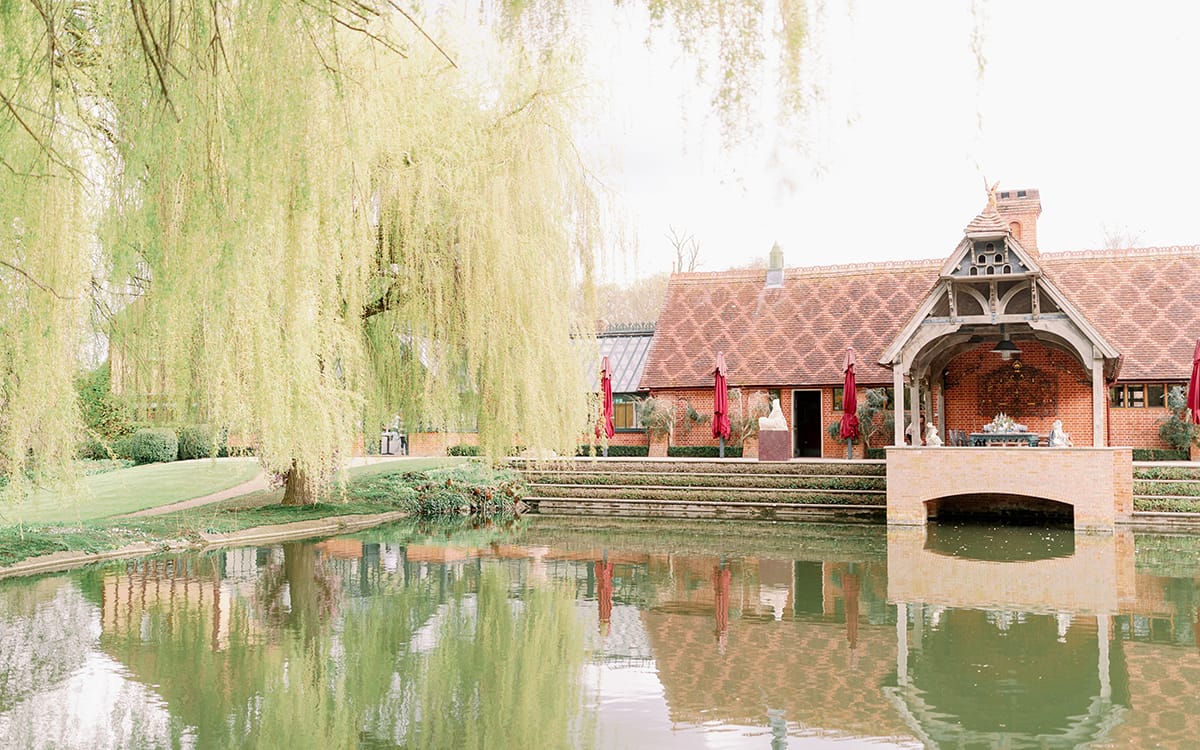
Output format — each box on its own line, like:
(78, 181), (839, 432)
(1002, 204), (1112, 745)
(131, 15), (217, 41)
(758, 398), (788, 431)
(1049, 419), (1072, 447)
(924, 423), (943, 447)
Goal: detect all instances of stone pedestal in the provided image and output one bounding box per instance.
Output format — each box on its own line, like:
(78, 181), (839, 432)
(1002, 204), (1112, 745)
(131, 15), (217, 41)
(758, 429), (791, 462)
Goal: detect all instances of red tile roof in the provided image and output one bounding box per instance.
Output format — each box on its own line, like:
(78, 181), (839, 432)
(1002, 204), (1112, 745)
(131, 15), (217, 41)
(641, 246), (1200, 389)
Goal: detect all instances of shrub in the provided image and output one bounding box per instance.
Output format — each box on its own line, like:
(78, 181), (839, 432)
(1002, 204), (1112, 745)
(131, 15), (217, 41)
(75, 364), (134, 440)
(1158, 386), (1200, 451)
(127, 428), (179, 465)
(1132, 448), (1189, 462)
(865, 448), (887, 459)
(176, 425), (222, 460)
(447, 444), (482, 456)
(666, 445), (744, 458)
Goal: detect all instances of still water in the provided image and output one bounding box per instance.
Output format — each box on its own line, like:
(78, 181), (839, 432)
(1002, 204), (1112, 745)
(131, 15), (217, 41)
(1, 518), (1198, 749)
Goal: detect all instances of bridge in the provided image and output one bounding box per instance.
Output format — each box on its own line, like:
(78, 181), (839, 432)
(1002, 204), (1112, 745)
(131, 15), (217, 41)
(886, 446), (1134, 531)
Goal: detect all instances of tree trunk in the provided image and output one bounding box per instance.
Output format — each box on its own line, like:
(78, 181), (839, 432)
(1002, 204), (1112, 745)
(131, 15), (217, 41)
(281, 462), (320, 506)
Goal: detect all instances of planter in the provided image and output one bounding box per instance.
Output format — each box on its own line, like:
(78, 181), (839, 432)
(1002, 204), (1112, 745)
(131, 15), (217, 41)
(648, 433), (669, 458)
(742, 436), (758, 459)
(1191, 442), (1200, 462)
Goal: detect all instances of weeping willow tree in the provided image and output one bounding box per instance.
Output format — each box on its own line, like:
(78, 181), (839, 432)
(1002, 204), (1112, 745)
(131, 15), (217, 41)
(1, 1), (598, 506)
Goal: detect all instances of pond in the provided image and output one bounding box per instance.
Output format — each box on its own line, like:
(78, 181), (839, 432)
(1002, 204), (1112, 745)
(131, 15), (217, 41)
(1, 518), (1198, 749)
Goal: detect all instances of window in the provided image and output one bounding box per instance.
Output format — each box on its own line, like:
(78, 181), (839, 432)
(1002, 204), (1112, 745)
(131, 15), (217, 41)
(613, 394), (641, 430)
(1110, 382), (1176, 409)
(833, 387), (844, 411)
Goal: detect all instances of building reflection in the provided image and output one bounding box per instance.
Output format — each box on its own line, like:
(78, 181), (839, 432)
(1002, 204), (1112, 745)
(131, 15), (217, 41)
(81, 522), (1200, 748)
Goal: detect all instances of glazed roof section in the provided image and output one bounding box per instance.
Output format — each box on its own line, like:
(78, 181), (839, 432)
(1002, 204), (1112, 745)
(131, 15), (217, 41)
(589, 324), (654, 393)
(640, 246), (1200, 389)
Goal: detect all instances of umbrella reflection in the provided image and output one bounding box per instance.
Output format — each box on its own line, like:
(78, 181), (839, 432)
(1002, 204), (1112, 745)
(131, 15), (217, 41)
(844, 571), (860, 652)
(595, 560), (613, 636)
(714, 564), (731, 653)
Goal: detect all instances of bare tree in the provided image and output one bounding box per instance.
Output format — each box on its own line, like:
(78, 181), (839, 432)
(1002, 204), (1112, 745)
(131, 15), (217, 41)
(666, 226), (701, 273)
(1101, 223), (1144, 249)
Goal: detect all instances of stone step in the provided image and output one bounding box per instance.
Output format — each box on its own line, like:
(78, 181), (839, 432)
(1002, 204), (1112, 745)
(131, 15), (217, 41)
(524, 472), (886, 491)
(528, 484), (887, 505)
(510, 457), (886, 477)
(527, 496), (885, 523)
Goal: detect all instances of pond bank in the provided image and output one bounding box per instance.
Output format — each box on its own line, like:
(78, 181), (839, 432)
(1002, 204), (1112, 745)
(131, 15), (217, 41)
(0, 510), (408, 581)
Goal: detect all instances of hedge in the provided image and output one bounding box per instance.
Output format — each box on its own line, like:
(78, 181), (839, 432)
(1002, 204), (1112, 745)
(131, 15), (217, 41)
(127, 428), (179, 465)
(575, 445), (650, 457)
(667, 446), (744, 458)
(1132, 448), (1189, 462)
(448, 444), (482, 456)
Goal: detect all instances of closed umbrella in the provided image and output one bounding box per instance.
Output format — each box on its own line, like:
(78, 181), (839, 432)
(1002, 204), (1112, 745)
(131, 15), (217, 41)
(713, 353), (731, 457)
(839, 347), (860, 459)
(598, 356), (615, 456)
(1188, 339), (1200, 426)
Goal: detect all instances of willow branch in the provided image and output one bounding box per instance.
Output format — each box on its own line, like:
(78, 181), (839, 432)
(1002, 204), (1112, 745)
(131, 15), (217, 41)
(0, 260), (77, 300)
(386, 1), (457, 68)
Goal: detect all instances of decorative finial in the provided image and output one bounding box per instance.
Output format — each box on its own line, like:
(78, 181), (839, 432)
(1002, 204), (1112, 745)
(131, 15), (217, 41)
(983, 177), (1000, 212)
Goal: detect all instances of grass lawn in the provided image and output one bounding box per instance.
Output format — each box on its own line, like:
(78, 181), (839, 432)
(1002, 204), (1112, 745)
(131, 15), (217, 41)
(0, 458), (497, 570)
(3, 458), (264, 525)
(2, 456), (466, 527)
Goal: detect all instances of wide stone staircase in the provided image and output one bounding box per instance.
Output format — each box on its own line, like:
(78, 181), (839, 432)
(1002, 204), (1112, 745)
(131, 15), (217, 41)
(510, 458), (888, 522)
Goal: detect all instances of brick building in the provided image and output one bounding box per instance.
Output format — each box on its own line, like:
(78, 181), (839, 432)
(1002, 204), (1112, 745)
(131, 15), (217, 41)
(640, 188), (1200, 457)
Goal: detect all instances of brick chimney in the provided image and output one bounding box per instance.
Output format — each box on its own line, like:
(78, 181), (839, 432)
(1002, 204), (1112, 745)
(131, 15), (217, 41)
(995, 188), (1042, 255)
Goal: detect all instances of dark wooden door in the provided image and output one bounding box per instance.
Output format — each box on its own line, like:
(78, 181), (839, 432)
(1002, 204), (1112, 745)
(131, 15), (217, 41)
(792, 390), (822, 457)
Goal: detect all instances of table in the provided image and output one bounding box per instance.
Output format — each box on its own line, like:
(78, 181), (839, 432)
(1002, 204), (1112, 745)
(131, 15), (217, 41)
(968, 431), (1040, 447)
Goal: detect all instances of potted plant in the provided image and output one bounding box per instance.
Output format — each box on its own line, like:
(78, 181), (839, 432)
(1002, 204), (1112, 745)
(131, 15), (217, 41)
(825, 387), (894, 458)
(636, 396), (675, 457)
(1159, 385), (1200, 460)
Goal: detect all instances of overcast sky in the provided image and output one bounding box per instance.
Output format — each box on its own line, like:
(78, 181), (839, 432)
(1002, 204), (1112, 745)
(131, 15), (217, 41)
(574, 0), (1200, 282)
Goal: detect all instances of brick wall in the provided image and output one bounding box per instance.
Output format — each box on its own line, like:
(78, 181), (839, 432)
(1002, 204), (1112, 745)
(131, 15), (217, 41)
(1108, 403), (1174, 449)
(407, 431), (478, 457)
(943, 342), (1095, 445)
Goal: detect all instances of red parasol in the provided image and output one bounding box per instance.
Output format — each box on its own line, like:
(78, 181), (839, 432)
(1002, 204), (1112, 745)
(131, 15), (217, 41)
(713, 353), (731, 455)
(598, 356), (615, 440)
(839, 348), (860, 458)
(1188, 339), (1200, 426)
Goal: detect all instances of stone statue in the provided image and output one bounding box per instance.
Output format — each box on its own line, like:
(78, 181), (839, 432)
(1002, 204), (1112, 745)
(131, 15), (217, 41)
(1049, 419), (1072, 447)
(758, 398), (788, 432)
(924, 423), (943, 447)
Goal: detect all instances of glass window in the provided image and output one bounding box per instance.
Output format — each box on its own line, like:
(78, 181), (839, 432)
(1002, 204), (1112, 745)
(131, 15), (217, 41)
(833, 387), (844, 411)
(613, 395), (640, 430)
(1127, 384), (1146, 408)
(1109, 386), (1125, 408)
(1147, 384), (1166, 408)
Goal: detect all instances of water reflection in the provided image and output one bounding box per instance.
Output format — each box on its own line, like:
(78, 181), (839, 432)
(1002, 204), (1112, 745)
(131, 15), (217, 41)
(0, 519), (1198, 748)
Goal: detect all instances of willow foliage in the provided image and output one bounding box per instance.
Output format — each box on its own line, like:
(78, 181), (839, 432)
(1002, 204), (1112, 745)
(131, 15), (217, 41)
(2, 1), (598, 504)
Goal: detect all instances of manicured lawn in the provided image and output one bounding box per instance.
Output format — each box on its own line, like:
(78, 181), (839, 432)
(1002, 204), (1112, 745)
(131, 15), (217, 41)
(4, 458), (262, 525)
(0, 456), (465, 527)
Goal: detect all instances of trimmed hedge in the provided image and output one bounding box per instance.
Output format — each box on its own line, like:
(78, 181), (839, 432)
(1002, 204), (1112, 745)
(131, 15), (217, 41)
(1132, 448), (1189, 461)
(126, 428), (179, 465)
(667, 446), (744, 458)
(576, 445), (650, 457)
(448, 444), (482, 456)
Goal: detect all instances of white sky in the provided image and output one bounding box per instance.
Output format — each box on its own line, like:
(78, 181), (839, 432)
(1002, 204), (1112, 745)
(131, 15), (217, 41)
(575, 0), (1200, 282)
